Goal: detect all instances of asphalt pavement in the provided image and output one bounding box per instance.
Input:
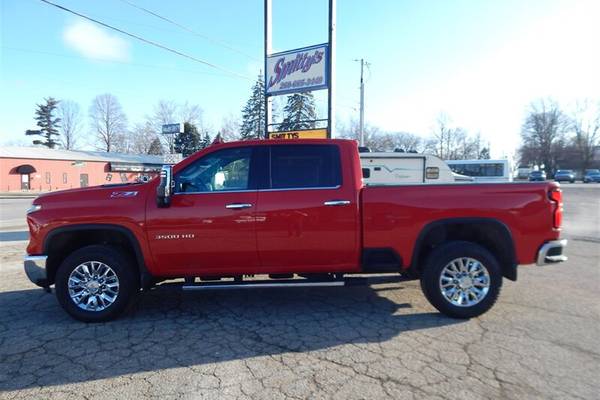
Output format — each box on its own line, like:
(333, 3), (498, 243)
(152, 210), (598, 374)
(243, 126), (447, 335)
(0, 185), (598, 399)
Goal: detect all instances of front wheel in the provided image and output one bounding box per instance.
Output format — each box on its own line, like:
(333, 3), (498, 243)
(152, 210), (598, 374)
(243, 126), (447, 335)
(420, 241), (502, 319)
(55, 245), (138, 322)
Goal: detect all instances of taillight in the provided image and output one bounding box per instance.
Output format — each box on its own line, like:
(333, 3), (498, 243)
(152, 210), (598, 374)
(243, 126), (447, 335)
(549, 188), (563, 228)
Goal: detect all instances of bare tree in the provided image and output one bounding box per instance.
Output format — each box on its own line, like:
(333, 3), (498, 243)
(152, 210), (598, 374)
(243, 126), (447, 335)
(520, 99), (566, 173)
(337, 119), (382, 148)
(390, 132), (423, 152)
(219, 114), (240, 142)
(337, 120), (424, 152)
(89, 94), (128, 152)
(179, 101), (203, 125)
(569, 99), (600, 174)
(427, 113), (477, 159)
(427, 113), (452, 158)
(58, 100), (82, 150)
(144, 100), (207, 153)
(130, 122), (160, 154)
(425, 114), (480, 159)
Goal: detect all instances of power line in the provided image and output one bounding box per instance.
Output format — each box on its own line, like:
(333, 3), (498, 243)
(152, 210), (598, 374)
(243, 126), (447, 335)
(119, 0), (259, 61)
(38, 0), (251, 81)
(2, 46), (236, 78)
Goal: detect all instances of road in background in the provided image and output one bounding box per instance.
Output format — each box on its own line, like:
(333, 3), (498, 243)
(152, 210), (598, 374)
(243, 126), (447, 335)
(0, 198), (31, 244)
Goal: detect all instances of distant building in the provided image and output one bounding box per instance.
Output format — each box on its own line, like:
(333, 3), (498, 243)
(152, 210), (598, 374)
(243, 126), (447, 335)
(0, 147), (164, 192)
(554, 145), (600, 178)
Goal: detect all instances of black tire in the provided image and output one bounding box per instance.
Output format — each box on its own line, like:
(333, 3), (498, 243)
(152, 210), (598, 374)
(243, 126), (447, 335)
(55, 245), (139, 322)
(420, 241), (502, 319)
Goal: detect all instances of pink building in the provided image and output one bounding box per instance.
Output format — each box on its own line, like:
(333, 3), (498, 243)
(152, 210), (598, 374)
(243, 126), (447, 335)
(0, 147), (163, 192)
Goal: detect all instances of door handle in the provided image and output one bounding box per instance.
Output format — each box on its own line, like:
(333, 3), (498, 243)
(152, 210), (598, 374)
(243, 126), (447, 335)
(324, 200), (351, 206)
(225, 203), (253, 209)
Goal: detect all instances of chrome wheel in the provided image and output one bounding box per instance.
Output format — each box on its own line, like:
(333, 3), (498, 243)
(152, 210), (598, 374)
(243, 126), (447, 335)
(439, 257), (490, 307)
(68, 261), (120, 312)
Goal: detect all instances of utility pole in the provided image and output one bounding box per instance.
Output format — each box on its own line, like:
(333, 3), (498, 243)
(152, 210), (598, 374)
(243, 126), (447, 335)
(354, 59), (369, 146)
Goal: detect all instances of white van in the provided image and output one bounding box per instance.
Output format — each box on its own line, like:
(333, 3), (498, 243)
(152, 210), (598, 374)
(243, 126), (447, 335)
(360, 152), (469, 185)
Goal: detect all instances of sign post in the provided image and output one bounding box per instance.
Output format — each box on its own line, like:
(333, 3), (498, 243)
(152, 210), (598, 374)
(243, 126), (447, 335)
(264, 0), (272, 141)
(161, 123), (183, 155)
(264, 0), (336, 139)
(327, 0), (336, 139)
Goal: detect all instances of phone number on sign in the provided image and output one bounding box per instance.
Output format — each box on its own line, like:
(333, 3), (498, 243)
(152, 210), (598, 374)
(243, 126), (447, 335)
(279, 76), (323, 90)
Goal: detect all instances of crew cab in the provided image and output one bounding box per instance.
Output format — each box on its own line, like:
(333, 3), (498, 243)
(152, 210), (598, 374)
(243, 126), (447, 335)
(24, 139), (568, 322)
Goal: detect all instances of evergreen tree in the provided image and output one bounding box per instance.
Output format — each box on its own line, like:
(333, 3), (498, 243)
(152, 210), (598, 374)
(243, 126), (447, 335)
(199, 131), (212, 149)
(240, 74), (265, 140)
(479, 147), (491, 159)
(279, 92), (317, 131)
(174, 122), (201, 157)
(147, 137), (164, 155)
(27, 97), (61, 148)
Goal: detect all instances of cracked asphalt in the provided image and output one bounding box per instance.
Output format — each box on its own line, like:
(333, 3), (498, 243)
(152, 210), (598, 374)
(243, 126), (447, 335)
(1, 185), (599, 399)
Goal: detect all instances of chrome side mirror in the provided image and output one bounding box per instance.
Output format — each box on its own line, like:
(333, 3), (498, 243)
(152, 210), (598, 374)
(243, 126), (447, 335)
(156, 165), (173, 208)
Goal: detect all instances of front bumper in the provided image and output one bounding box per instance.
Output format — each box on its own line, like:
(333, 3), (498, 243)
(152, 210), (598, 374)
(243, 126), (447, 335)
(24, 255), (49, 287)
(536, 240), (568, 266)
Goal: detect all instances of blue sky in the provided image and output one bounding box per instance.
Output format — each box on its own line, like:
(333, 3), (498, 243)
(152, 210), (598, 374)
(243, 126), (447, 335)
(1, 0), (599, 157)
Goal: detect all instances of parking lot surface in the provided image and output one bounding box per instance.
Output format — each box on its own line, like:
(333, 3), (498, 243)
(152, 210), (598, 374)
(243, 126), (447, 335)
(1, 185), (599, 400)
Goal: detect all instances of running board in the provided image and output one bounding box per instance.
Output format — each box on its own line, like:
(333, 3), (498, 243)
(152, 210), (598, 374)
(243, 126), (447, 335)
(181, 277), (369, 291)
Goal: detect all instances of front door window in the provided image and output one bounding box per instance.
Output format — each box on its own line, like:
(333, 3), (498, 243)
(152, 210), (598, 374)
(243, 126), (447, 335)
(21, 174), (30, 190)
(175, 147), (252, 193)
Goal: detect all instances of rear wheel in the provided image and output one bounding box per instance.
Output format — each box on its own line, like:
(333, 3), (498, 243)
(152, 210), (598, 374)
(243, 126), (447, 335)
(420, 241), (502, 319)
(55, 245), (138, 322)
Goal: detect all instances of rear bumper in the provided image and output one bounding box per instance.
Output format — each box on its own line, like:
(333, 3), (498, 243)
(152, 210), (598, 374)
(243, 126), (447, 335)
(536, 240), (568, 266)
(24, 255), (49, 287)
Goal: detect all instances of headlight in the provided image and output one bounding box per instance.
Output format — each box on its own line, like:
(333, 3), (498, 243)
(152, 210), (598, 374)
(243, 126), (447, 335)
(26, 204), (42, 214)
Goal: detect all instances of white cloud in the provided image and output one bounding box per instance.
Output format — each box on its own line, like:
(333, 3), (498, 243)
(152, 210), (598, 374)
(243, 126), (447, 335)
(63, 20), (131, 62)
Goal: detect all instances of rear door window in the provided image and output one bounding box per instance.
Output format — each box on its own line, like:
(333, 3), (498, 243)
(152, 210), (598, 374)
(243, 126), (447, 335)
(269, 145), (341, 189)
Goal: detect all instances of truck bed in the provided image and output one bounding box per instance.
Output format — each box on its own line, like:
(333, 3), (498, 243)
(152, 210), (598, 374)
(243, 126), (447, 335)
(361, 182), (561, 266)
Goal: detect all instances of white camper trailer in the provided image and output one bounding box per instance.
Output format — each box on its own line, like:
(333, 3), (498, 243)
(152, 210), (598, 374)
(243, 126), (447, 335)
(360, 152), (468, 185)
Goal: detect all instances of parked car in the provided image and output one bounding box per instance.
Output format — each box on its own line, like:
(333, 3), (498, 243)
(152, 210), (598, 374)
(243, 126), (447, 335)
(583, 169), (600, 183)
(24, 139), (567, 322)
(529, 170), (547, 181)
(554, 170), (575, 183)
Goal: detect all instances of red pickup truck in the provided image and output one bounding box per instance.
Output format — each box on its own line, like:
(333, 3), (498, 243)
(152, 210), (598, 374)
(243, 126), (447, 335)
(24, 139), (567, 322)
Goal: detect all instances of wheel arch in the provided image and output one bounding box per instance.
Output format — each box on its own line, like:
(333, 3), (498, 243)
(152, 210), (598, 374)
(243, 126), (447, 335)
(410, 218), (517, 281)
(43, 224), (153, 287)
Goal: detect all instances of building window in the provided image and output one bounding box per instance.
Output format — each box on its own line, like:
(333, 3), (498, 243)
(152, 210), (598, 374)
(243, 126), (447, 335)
(45, 172), (51, 184)
(80, 174), (89, 188)
(63, 173), (68, 184)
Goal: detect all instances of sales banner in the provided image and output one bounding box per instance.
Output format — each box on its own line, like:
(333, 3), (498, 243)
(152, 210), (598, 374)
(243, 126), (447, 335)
(269, 128), (328, 140)
(266, 43), (328, 96)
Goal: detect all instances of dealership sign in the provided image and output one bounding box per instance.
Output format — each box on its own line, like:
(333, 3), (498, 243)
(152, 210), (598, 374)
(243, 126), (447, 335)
(266, 43), (328, 96)
(269, 128), (328, 140)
